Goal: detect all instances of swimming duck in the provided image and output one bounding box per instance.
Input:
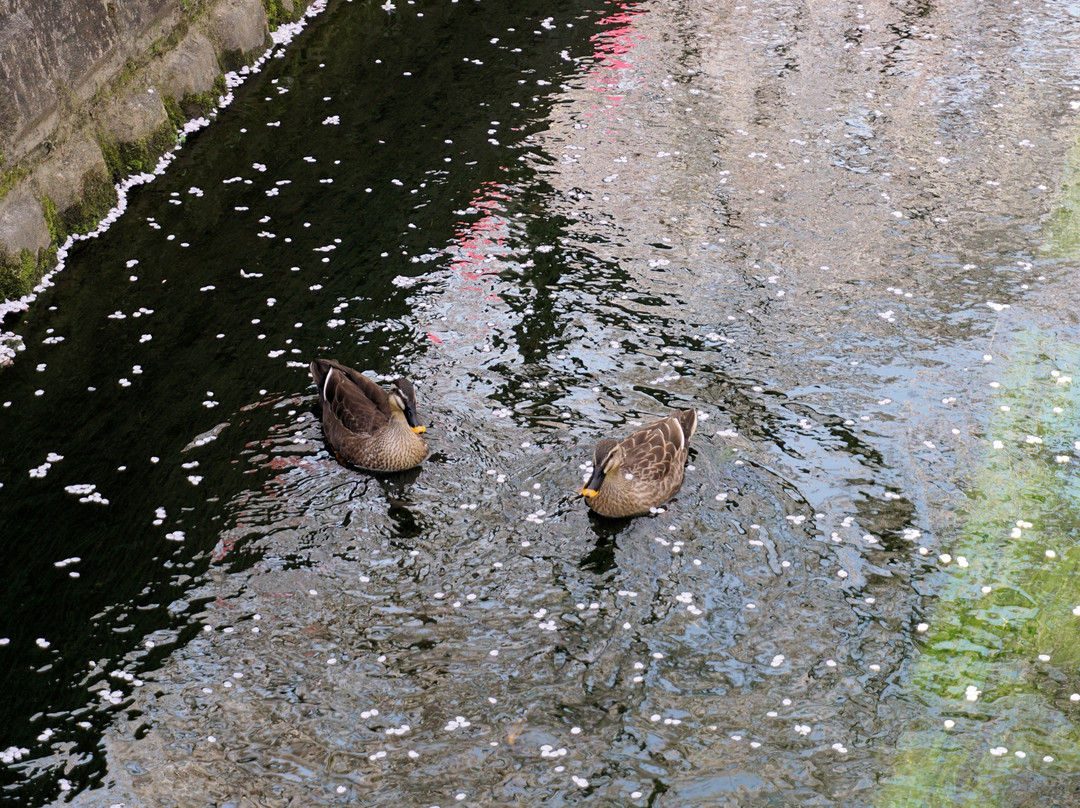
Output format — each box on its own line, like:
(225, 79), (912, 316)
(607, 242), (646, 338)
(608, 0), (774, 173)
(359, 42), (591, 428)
(581, 409), (697, 518)
(309, 359), (428, 472)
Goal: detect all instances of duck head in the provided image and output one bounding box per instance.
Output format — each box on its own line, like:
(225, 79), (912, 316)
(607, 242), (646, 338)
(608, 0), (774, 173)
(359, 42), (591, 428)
(391, 378), (426, 434)
(582, 438), (620, 498)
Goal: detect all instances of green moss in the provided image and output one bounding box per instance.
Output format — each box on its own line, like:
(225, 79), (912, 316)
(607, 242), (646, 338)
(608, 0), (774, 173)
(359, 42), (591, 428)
(0, 168), (116, 302)
(113, 2), (209, 96)
(163, 94), (187, 132)
(60, 167), (117, 237)
(165, 75), (229, 134)
(0, 165), (29, 204)
(0, 154), (119, 302)
(98, 121), (177, 183)
(263, 0), (306, 30)
(41, 196), (62, 244)
(0, 246), (54, 301)
(149, 30), (182, 61)
(3, 0), (301, 304)
(97, 137), (121, 183)
(204, 74), (229, 108)
(109, 57), (144, 99)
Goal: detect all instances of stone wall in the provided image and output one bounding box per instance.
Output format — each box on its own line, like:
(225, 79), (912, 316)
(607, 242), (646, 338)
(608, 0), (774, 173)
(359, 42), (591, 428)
(0, 0), (301, 301)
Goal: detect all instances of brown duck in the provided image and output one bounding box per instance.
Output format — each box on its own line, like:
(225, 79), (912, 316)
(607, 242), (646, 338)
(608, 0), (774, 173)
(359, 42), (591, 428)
(581, 409), (697, 518)
(309, 359), (428, 472)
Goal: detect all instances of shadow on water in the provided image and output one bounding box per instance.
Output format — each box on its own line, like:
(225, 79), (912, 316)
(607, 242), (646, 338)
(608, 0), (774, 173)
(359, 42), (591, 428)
(580, 514), (635, 575)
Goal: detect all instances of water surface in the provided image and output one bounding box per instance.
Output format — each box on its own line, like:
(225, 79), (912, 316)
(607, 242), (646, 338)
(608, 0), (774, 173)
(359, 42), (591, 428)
(2, 0), (1080, 804)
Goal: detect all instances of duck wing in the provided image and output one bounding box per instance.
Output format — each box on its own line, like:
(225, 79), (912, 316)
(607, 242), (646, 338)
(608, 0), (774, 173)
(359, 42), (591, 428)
(310, 359), (390, 435)
(620, 412), (692, 481)
(316, 360), (394, 413)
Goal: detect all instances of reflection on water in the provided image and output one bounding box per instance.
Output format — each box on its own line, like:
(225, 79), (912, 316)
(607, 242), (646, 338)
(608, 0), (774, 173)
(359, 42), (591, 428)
(2, 0), (1080, 804)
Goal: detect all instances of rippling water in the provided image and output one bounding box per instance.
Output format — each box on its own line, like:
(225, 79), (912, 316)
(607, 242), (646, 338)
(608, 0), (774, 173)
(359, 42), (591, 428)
(3, 0), (1080, 804)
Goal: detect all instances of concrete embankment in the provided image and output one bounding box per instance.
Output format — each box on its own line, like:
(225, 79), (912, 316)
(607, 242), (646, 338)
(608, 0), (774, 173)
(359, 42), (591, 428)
(0, 0), (313, 302)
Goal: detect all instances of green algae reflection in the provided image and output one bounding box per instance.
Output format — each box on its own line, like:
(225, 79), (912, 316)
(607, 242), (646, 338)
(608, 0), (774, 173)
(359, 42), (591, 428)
(882, 335), (1080, 806)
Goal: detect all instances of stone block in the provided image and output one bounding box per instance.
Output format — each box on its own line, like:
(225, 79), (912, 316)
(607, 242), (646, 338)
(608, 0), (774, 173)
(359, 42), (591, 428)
(30, 134), (109, 213)
(0, 0), (176, 162)
(102, 90), (169, 145)
(156, 29), (220, 101)
(0, 186), (49, 254)
(209, 0), (269, 58)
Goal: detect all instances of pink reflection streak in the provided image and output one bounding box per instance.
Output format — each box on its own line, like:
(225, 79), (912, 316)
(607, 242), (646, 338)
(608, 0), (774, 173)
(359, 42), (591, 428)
(450, 183), (511, 287)
(435, 2), (647, 340)
(583, 4), (647, 117)
(425, 181), (514, 345)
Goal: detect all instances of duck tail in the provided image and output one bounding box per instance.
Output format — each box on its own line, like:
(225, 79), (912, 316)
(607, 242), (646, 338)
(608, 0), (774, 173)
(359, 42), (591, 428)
(309, 359), (336, 400)
(678, 408), (698, 441)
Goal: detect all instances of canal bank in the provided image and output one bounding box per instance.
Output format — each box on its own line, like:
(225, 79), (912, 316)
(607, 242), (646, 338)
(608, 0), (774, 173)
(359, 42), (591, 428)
(0, 0), (319, 304)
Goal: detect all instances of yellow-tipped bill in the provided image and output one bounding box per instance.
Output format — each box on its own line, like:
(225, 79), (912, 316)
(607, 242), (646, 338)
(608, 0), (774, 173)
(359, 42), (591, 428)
(581, 488), (599, 498)
(411, 425), (426, 434)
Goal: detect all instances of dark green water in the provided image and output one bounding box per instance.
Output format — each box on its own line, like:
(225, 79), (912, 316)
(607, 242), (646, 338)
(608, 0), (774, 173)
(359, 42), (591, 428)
(4, 0), (1080, 804)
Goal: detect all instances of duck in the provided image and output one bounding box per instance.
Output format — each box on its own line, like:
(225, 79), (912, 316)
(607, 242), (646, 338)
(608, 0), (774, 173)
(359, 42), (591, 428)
(309, 359), (428, 472)
(581, 409), (697, 518)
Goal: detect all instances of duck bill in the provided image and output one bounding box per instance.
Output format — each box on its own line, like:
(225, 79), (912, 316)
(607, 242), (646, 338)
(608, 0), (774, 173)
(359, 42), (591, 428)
(582, 468), (605, 498)
(404, 404), (426, 434)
